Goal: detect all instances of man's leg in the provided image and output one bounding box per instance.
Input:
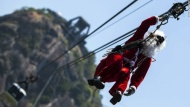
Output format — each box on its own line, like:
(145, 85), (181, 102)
(94, 58), (106, 77)
(109, 67), (130, 105)
(99, 54), (123, 82)
(88, 58), (107, 89)
(88, 54), (123, 89)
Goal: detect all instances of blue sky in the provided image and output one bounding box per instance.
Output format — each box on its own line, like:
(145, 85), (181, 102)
(1, 0), (190, 107)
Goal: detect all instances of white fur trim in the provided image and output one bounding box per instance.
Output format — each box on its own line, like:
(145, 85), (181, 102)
(130, 85), (137, 91)
(155, 16), (159, 24)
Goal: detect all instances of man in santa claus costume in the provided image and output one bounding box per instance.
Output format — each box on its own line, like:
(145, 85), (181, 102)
(88, 16), (166, 105)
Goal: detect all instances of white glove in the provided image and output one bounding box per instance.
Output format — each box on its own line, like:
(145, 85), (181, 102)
(124, 86), (136, 96)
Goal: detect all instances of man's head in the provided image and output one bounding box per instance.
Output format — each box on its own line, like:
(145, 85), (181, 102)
(142, 30), (166, 57)
(153, 30), (166, 46)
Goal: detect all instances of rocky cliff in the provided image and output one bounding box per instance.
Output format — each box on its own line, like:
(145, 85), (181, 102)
(0, 7), (102, 107)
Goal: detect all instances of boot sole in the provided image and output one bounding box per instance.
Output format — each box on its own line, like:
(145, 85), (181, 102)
(110, 98), (117, 105)
(110, 92), (122, 105)
(88, 79), (105, 89)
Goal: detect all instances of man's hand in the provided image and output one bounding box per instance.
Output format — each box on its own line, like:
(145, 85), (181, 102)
(159, 14), (169, 22)
(124, 86), (136, 96)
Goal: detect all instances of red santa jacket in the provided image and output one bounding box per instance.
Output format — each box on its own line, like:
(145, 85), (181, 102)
(123, 16), (158, 88)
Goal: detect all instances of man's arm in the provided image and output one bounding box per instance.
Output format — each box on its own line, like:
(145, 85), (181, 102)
(129, 57), (152, 88)
(126, 16), (159, 43)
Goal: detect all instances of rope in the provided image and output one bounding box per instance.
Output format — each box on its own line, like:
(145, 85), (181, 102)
(32, 71), (57, 107)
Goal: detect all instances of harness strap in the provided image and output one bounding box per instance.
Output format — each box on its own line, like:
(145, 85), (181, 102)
(123, 48), (140, 68)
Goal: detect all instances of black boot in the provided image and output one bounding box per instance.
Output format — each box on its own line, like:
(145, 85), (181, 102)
(110, 90), (122, 105)
(88, 76), (105, 89)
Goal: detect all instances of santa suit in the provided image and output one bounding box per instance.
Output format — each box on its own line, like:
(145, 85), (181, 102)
(94, 16), (158, 95)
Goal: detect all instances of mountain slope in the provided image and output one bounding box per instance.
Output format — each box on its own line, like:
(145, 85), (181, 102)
(0, 7), (102, 107)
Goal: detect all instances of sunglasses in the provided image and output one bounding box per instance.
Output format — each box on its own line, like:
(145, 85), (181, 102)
(155, 35), (165, 45)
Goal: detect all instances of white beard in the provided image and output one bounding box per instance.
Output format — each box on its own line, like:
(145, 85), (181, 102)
(141, 37), (166, 57)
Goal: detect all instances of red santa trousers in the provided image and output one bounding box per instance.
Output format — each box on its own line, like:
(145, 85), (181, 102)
(94, 53), (130, 95)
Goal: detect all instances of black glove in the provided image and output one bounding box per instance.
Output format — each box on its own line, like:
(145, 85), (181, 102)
(111, 45), (122, 52)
